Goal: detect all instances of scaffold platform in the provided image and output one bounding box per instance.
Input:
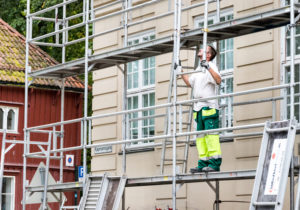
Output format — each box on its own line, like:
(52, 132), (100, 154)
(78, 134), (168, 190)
(30, 5), (295, 78)
(26, 169), (256, 192)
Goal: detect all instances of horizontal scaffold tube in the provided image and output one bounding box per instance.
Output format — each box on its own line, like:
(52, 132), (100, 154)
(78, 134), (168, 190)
(26, 122), (269, 156)
(26, 83), (293, 131)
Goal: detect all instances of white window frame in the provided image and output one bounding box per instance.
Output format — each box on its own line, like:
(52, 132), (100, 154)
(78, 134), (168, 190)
(1, 176), (15, 210)
(126, 30), (156, 147)
(0, 106), (19, 133)
(127, 91), (155, 146)
(280, 0), (300, 120)
(194, 8), (234, 128)
(127, 30), (156, 94)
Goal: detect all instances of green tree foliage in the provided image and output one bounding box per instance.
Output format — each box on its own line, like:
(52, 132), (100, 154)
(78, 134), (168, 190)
(0, 0), (92, 62)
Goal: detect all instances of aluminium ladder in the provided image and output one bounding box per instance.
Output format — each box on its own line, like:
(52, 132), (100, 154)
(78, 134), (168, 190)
(160, 46), (199, 175)
(249, 119), (297, 210)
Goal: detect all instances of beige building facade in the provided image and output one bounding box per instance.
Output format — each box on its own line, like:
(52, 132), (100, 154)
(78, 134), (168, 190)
(91, 0), (298, 209)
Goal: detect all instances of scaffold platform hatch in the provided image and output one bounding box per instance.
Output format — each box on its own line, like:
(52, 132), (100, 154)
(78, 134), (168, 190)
(78, 174), (127, 210)
(249, 120), (297, 210)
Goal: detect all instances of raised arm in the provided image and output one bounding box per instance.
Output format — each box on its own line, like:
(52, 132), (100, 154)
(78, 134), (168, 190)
(182, 74), (191, 87)
(208, 67), (221, 85)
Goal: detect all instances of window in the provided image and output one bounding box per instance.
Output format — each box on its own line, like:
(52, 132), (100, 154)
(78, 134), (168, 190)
(194, 9), (234, 128)
(1, 177), (15, 210)
(284, 64), (300, 121)
(127, 32), (156, 146)
(0, 106), (18, 133)
(282, 0), (300, 120)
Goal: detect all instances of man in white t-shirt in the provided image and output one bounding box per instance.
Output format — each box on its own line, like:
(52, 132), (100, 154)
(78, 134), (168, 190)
(182, 45), (222, 173)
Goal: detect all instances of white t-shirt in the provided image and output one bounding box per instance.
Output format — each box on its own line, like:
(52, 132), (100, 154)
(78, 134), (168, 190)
(188, 62), (220, 111)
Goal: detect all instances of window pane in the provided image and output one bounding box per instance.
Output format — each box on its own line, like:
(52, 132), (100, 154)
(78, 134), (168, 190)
(7, 110), (15, 131)
(150, 93), (155, 106)
(143, 36), (149, 42)
(2, 178), (11, 193)
(220, 54), (225, 70)
(150, 69), (155, 85)
(143, 70), (149, 86)
(133, 96), (138, 109)
(227, 38), (233, 50)
(150, 57), (155, 68)
(287, 38), (291, 57)
(128, 75), (132, 89)
(2, 177), (13, 210)
(226, 51), (234, 69)
(143, 94), (148, 107)
(2, 194), (11, 210)
(0, 109), (3, 129)
(220, 40), (225, 51)
(296, 36), (300, 55)
(150, 35), (155, 40)
(133, 72), (138, 88)
(144, 58), (149, 69)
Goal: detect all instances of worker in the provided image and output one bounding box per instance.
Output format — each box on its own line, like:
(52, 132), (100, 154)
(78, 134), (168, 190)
(181, 45), (222, 172)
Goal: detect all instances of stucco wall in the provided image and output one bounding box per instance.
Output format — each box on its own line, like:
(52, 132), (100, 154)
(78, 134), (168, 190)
(91, 0), (291, 209)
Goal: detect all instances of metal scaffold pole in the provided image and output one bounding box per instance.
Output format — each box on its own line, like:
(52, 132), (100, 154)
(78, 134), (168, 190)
(83, 0), (90, 194)
(172, 0), (181, 209)
(60, 2), (67, 201)
(202, 0), (209, 61)
(23, 0), (31, 209)
(290, 1), (296, 209)
(122, 0), (129, 176)
(122, 1), (129, 209)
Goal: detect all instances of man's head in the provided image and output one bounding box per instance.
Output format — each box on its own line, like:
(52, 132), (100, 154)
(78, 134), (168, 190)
(198, 45), (217, 61)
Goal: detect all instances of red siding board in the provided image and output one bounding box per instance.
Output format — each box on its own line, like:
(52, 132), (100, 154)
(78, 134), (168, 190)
(0, 85), (83, 210)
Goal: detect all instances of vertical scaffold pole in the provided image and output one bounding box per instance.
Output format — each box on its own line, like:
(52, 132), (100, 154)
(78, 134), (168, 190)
(60, 0), (66, 192)
(172, 0), (181, 209)
(290, 1), (295, 209)
(122, 1), (129, 209)
(202, 0), (209, 61)
(122, 0), (129, 176)
(23, 0), (31, 209)
(83, 0), (90, 194)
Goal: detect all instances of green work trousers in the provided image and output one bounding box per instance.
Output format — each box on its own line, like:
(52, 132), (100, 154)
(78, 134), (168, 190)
(194, 107), (222, 171)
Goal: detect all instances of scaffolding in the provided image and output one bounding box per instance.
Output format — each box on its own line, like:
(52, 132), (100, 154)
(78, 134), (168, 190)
(14, 0), (300, 209)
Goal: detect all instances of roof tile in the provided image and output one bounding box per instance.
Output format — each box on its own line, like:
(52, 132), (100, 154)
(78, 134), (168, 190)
(0, 18), (84, 91)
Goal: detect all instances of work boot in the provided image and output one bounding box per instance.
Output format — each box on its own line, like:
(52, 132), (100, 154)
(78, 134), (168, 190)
(202, 166), (219, 172)
(190, 167), (203, 173)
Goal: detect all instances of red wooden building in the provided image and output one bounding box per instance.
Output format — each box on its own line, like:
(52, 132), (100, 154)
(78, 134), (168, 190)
(0, 19), (84, 209)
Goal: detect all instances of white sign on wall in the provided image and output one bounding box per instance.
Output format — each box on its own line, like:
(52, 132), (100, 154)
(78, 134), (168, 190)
(264, 138), (287, 195)
(66, 154), (74, 167)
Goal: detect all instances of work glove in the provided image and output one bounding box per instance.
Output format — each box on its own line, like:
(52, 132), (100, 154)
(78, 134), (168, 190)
(200, 60), (210, 70)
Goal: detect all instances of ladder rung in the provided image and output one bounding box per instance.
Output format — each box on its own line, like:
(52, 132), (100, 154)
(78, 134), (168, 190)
(164, 158), (187, 162)
(253, 201), (277, 206)
(61, 206), (79, 209)
(266, 127), (289, 133)
(171, 122), (191, 125)
(164, 140), (188, 144)
(182, 66), (195, 69)
(177, 85), (189, 88)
